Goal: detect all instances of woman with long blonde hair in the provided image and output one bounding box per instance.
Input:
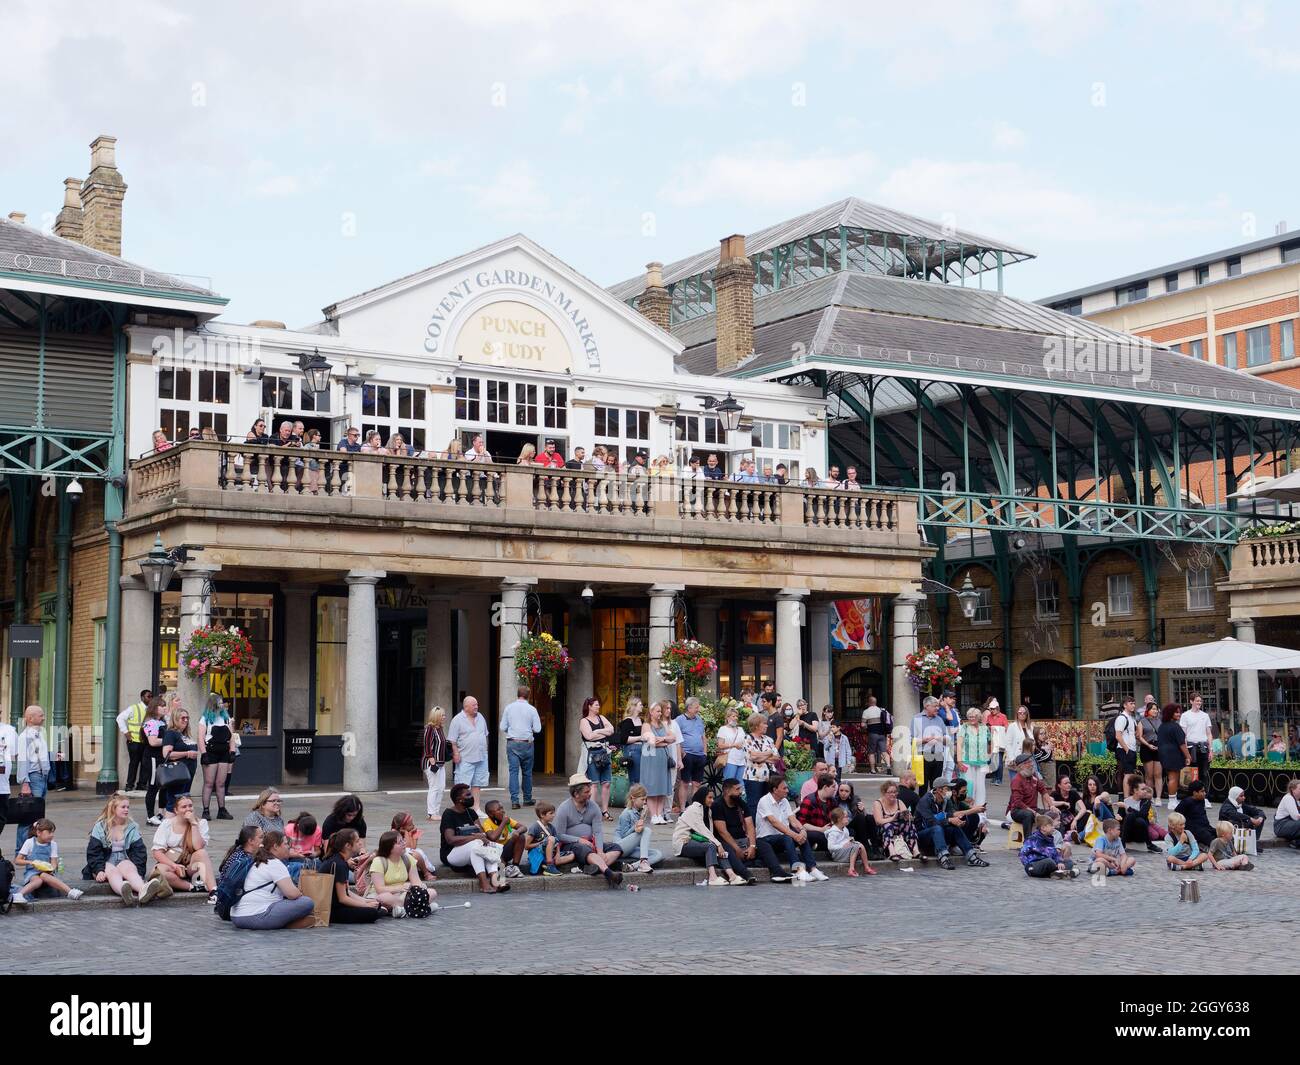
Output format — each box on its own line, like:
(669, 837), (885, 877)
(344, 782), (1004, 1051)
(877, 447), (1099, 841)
(422, 706), (449, 821)
(615, 697), (645, 785)
(639, 701), (675, 823)
(84, 791), (167, 905)
(517, 443), (537, 464)
(159, 705), (198, 814)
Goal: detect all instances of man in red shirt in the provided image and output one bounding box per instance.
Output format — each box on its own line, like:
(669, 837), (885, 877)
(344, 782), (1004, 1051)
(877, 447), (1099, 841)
(537, 439), (566, 468)
(797, 774), (838, 856)
(1007, 753), (1053, 841)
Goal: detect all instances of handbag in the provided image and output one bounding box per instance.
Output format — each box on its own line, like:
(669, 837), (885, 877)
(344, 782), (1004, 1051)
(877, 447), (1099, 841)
(157, 761), (191, 788)
(887, 836), (915, 861)
(403, 883), (433, 918)
(8, 794), (45, 825)
(586, 743), (611, 771)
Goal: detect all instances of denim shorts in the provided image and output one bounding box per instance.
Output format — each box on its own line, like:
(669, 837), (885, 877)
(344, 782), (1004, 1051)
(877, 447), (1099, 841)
(680, 753), (708, 782)
(584, 749), (613, 784)
(454, 760), (489, 788)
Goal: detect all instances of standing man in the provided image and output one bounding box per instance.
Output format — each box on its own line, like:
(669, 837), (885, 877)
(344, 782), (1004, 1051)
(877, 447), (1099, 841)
(912, 697), (948, 793)
(1180, 693), (1212, 798)
(500, 684), (541, 810)
(447, 696), (490, 812)
(0, 712), (17, 844)
(116, 688), (153, 795)
(1113, 696), (1139, 783)
(861, 696), (888, 774)
(984, 698), (1008, 785)
(677, 697), (708, 800)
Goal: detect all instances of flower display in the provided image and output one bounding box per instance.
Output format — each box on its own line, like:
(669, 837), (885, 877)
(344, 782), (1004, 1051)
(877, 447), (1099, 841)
(658, 638), (717, 692)
(513, 631), (571, 696)
(180, 626), (255, 680)
(904, 645), (961, 693)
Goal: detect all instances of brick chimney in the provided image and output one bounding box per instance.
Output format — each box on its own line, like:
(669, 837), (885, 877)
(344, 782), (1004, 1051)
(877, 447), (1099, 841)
(53, 178), (84, 243)
(635, 261), (671, 331)
(80, 135), (127, 256)
(7, 212), (26, 224)
(713, 234), (754, 373)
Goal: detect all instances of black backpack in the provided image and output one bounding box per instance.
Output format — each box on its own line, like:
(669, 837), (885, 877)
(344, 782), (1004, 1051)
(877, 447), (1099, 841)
(1103, 712), (1121, 752)
(0, 850), (14, 914)
(404, 883), (433, 918)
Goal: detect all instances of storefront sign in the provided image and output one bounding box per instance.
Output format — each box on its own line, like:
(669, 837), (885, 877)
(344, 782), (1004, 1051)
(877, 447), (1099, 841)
(7, 625), (43, 659)
(1178, 621), (1219, 637)
(1100, 628), (1135, 640)
(424, 268), (600, 369)
(956, 639), (998, 651)
(830, 599), (879, 651)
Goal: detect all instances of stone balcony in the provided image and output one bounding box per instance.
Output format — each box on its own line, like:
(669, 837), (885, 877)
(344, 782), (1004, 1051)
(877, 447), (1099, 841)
(1223, 530), (1300, 619)
(122, 441), (930, 594)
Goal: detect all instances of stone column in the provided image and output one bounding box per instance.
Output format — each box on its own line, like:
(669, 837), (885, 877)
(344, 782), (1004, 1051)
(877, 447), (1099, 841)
(565, 601), (594, 775)
(176, 564), (221, 717)
(117, 575), (155, 784)
(424, 595), (454, 717)
(775, 590), (808, 708)
(1232, 617), (1262, 742)
(693, 599), (721, 699)
(891, 593), (924, 767)
(344, 570), (384, 793)
(807, 600), (832, 711)
(497, 578), (536, 784)
(648, 584), (685, 707)
(460, 595), (492, 708)
(281, 585), (315, 786)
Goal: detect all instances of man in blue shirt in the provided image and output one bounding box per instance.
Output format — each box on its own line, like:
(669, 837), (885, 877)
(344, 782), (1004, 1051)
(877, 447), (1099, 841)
(677, 697), (708, 796)
(915, 778), (989, 870)
(499, 685), (542, 809)
(702, 453), (725, 480)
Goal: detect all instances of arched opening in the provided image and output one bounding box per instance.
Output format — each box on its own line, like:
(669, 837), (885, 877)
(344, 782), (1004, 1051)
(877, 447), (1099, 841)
(1019, 659), (1075, 720)
(839, 667), (884, 718)
(960, 660), (1005, 712)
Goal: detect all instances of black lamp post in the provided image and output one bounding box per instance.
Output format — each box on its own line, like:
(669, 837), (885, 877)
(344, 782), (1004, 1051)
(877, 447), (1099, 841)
(696, 392), (745, 433)
(138, 534), (179, 595)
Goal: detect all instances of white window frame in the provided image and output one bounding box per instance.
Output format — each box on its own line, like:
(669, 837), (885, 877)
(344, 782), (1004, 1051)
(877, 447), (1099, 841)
(594, 405), (651, 464)
(1107, 573), (1133, 617)
(362, 382), (428, 450)
(1035, 577), (1061, 620)
(972, 587), (992, 626)
(158, 366), (233, 441)
(1186, 567), (1214, 611)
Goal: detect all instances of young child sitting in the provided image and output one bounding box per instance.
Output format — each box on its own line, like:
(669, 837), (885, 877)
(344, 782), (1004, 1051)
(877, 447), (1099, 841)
(482, 800), (528, 879)
(615, 785), (664, 873)
(827, 807), (875, 877)
(12, 818), (84, 905)
(390, 811), (438, 883)
(1019, 814), (1079, 879)
(1207, 821), (1255, 871)
(1165, 812), (1212, 871)
(285, 812), (322, 859)
(1088, 818), (1136, 877)
(523, 802), (573, 876)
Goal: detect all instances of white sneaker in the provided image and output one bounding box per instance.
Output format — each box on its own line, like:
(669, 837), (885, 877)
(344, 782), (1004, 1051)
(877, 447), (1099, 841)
(794, 869), (813, 884)
(147, 815), (163, 826)
(10, 894), (31, 906)
(391, 905), (407, 918)
(809, 868), (829, 882)
(504, 864), (523, 879)
(67, 888), (84, 901)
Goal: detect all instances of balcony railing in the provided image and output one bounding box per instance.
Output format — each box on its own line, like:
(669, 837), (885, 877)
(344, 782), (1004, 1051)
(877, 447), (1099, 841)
(1229, 530), (1300, 586)
(126, 441), (920, 551)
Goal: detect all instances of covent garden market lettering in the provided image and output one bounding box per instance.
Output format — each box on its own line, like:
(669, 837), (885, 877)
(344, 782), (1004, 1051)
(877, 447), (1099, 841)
(424, 268), (602, 369)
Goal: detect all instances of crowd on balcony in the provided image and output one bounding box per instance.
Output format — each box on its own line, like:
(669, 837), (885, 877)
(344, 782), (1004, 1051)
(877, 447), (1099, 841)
(144, 420), (873, 491)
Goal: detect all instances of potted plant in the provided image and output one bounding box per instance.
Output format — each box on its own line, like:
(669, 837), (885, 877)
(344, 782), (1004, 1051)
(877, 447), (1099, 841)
(610, 748), (630, 807)
(905, 645), (962, 695)
(513, 632), (571, 696)
(782, 737), (816, 792)
(180, 625), (255, 684)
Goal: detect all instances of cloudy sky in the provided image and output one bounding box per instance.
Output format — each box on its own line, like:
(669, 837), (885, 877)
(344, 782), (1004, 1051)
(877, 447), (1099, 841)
(4, 0), (1298, 324)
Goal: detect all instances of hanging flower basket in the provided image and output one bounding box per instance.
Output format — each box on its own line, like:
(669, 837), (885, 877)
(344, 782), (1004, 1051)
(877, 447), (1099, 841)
(658, 638), (717, 692)
(181, 626), (255, 681)
(514, 632), (571, 696)
(905, 645), (962, 693)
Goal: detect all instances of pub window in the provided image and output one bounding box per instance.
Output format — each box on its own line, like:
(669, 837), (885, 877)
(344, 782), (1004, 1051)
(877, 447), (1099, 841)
(702, 415), (724, 444)
(362, 383), (391, 419)
(196, 411), (229, 439)
(159, 408), (190, 442)
(595, 405), (650, 463)
(262, 374), (294, 410)
(675, 414), (700, 442)
(299, 377), (331, 413)
(455, 377), (481, 421)
(750, 420), (801, 450)
(157, 367), (192, 401)
(515, 383), (538, 426)
(486, 379), (510, 423)
(197, 369), (230, 404)
(543, 386), (568, 430)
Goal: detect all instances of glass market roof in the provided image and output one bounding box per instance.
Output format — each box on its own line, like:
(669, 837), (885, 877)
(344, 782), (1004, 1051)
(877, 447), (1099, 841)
(607, 197), (1034, 323)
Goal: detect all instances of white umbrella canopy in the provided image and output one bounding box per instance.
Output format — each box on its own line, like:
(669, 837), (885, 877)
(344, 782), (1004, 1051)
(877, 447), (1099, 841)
(1230, 468), (1300, 503)
(1084, 637), (1300, 671)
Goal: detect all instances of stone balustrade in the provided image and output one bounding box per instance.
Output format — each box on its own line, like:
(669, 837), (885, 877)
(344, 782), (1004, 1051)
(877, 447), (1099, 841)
(126, 441), (921, 552)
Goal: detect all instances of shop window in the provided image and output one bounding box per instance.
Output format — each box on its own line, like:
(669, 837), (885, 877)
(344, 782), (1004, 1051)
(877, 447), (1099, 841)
(315, 597), (347, 736)
(515, 383), (538, 426)
(455, 376), (481, 421)
(543, 386), (568, 430)
(1186, 568), (1214, 611)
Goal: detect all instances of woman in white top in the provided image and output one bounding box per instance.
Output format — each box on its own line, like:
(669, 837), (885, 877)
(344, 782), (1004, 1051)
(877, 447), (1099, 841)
(1003, 705), (1033, 783)
(230, 830), (314, 930)
(150, 794), (218, 902)
(715, 706), (748, 784)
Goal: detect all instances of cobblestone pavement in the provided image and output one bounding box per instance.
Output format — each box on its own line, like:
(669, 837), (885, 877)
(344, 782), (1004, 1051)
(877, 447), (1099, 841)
(7, 804), (1298, 974)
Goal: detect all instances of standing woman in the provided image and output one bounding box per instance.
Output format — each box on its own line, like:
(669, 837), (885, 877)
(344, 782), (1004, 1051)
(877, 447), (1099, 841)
(14, 705), (51, 851)
(160, 705), (199, 815)
(1157, 704), (1190, 811)
(958, 708), (991, 809)
(715, 706), (748, 785)
(816, 705), (836, 761)
(1032, 726), (1054, 784)
(1138, 701), (1162, 800)
(615, 697), (645, 786)
(198, 693), (234, 821)
(1004, 705), (1033, 786)
(142, 697), (169, 826)
(639, 701), (674, 824)
(742, 713), (778, 819)
(578, 697), (616, 820)
(422, 706), (449, 822)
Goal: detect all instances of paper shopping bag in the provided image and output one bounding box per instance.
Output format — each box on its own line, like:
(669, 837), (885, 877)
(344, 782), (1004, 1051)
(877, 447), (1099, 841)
(297, 869), (334, 928)
(1006, 822), (1025, 850)
(1179, 766), (1199, 787)
(1232, 826), (1258, 857)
